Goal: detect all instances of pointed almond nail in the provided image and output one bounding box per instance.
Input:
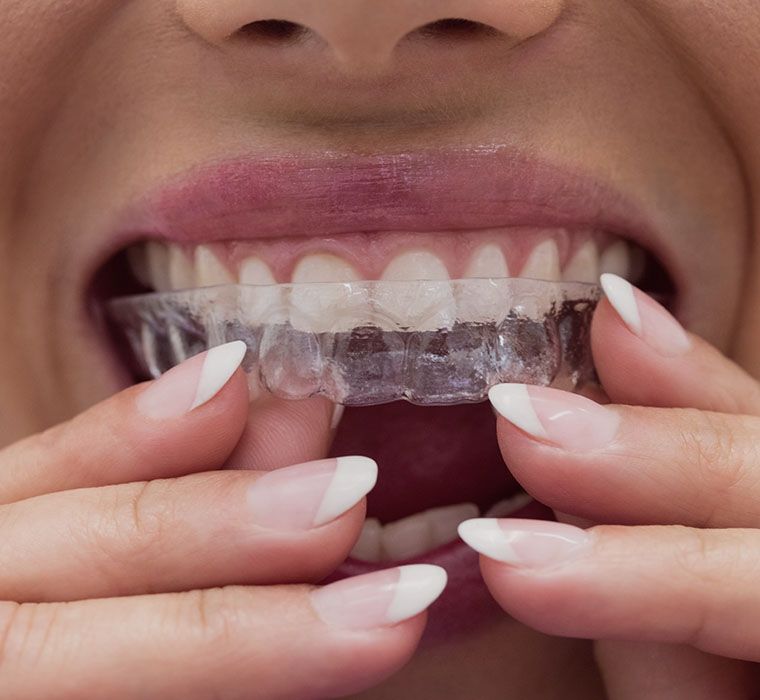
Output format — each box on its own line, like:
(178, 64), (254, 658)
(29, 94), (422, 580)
(247, 456), (377, 530)
(488, 384), (619, 451)
(311, 565), (447, 629)
(137, 341), (247, 419)
(601, 274), (690, 357)
(459, 519), (590, 567)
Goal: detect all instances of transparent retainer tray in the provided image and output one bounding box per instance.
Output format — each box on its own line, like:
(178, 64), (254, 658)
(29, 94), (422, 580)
(105, 278), (602, 406)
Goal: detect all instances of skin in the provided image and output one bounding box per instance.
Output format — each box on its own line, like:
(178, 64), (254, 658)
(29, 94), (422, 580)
(1, 0), (760, 697)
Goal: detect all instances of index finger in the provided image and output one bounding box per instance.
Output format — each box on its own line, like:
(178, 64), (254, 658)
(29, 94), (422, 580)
(0, 342), (249, 503)
(593, 275), (760, 415)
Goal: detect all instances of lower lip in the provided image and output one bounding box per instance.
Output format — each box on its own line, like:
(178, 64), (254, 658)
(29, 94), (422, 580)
(325, 499), (555, 643)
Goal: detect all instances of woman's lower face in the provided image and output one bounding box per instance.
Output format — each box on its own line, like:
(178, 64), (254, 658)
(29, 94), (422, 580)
(2, 1), (760, 697)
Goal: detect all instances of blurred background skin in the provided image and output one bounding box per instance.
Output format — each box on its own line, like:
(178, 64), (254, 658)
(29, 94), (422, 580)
(1, 2), (759, 697)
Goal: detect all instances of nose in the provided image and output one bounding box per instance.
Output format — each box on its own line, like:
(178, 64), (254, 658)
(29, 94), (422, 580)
(177, 0), (565, 71)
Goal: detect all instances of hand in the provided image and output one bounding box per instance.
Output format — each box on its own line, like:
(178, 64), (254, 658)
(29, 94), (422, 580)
(0, 341), (445, 699)
(459, 275), (760, 699)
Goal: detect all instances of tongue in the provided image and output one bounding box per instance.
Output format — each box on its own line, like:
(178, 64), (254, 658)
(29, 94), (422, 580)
(328, 402), (520, 523)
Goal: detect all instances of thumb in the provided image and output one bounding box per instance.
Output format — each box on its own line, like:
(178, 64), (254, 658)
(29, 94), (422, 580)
(225, 394), (338, 471)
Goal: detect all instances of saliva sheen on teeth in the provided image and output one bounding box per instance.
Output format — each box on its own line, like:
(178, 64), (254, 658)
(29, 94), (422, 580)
(107, 277), (601, 406)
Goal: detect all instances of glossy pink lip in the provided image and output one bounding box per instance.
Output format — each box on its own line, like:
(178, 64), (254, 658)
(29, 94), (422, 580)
(117, 147), (670, 269)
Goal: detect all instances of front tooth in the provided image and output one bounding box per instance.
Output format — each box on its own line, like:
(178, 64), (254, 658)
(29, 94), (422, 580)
(239, 256), (283, 325)
(194, 245), (235, 287)
(240, 256), (277, 286)
(520, 239), (561, 281)
(168, 246), (195, 290)
(426, 503), (480, 548)
(464, 244), (510, 279)
(562, 241), (599, 283)
(458, 244), (511, 321)
(485, 492), (533, 517)
(381, 511), (434, 561)
(146, 241), (171, 292)
(599, 241), (630, 278)
(289, 254), (366, 333)
(349, 518), (383, 562)
(127, 244), (153, 289)
(376, 251), (455, 332)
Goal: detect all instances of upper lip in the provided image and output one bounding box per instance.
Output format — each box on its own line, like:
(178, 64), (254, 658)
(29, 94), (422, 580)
(114, 145), (672, 270)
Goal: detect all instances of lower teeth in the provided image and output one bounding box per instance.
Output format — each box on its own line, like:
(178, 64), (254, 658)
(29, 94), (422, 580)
(106, 278), (600, 406)
(350, 492), (533, 563)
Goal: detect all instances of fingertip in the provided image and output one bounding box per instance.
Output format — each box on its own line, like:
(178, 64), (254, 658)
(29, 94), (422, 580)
(312, 612), (429, 697)
(136, 341), (248, 421)
(123, 348), (251, 477)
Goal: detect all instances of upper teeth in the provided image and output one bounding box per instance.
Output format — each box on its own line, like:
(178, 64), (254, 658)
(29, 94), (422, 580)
(195, 245), (235, 287)
(349, 492), (533, 563)
(465, 243), (511, 279)
(290, 254), (367, 332)
(129, 235), (641, 332)
(563, 240), (599, 284)
(521, 239), (561, 281)
(376, 250), (456, 332)
(599, 240), (631, 278)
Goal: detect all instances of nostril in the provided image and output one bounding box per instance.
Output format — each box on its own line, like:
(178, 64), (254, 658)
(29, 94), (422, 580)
(416, 18), (500, 39)
(236, 19), (307, 43)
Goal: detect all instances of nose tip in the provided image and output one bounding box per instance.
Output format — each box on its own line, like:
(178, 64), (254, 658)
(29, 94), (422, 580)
(177, 0), (565, 72)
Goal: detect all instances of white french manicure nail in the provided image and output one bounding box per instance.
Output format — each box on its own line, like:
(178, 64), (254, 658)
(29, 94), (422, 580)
(137, 340), (247, 420)
(247, 456), (377, 530)
(600, 273), (642, 334)
(385, 565), (448, 623)
(311, 564), (448, 629)
(488, 384), (548, 440)
(313, 456), (377, 526)
(458, 518), (590, 567)
(601, 273), (691, 357)
(190, 341), (248, 410)
(489, 383), (619, 451)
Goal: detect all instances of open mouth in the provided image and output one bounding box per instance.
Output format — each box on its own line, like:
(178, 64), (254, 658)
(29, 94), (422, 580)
(91, 148), (676, 633)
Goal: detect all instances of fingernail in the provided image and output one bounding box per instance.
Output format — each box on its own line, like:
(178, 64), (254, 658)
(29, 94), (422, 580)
(600, 274), (691, 357)
(488, 384), (619, 451)
(311, 565), (447, 629)
(137, 341), (247, 419)
(458, 519), (591, 567)
(247, 456), (377, 530)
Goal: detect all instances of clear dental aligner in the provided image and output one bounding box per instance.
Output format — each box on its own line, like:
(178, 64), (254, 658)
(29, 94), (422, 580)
(106, 278), (601, 406)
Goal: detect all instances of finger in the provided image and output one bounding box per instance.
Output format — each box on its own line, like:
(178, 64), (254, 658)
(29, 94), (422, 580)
(548, 408), (750, 700)
(0, 342), (250, 503)
(460, 519), (760, 662)
(489, 385), (760, 527)
(0, 457), (376, 601)
(225, 394), (337, 471)
(0, 566), (446, 699)
(595, 640), (754, 700)
(592, 275), (760, 414)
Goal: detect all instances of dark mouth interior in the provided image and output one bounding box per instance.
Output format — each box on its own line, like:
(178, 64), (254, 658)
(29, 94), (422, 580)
(92, 240), (676, 526)
(328, 402), (516, 524)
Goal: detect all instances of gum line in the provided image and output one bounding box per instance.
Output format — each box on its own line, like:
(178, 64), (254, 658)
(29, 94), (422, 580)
(106, 279), (601, 406)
